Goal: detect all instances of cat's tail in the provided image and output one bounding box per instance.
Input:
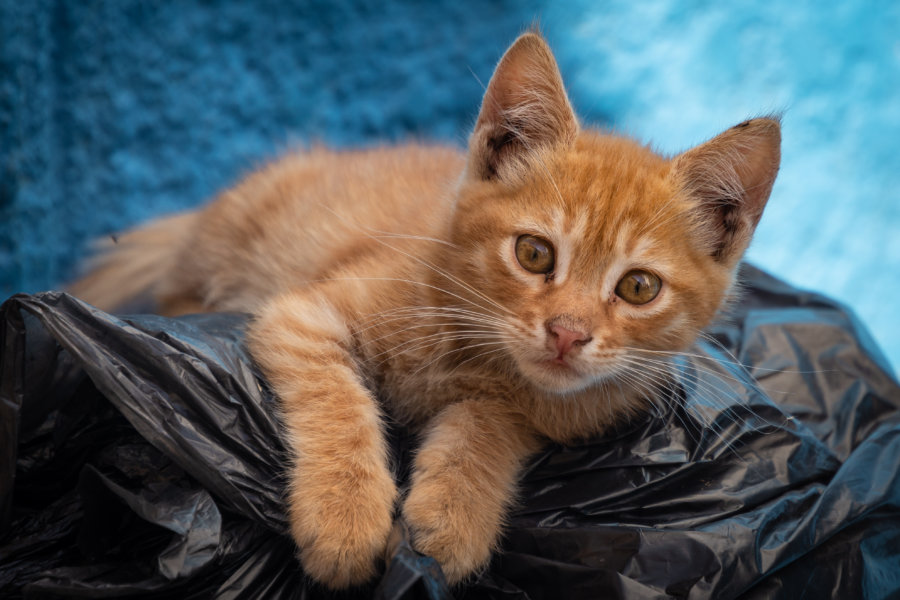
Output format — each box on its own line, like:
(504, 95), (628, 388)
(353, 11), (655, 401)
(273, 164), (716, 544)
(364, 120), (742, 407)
(67, 211), (200, 314)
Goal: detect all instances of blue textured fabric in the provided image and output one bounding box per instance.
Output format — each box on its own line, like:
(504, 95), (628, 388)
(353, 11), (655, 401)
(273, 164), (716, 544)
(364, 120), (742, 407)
(2, 1), (898, 370)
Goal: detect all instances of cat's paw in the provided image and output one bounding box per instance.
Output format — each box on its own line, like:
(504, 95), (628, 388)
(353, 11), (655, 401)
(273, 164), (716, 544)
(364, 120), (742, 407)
(298, 525), (388, 589)
(289, 466), (397, 589)
(402, 484), (495, 585)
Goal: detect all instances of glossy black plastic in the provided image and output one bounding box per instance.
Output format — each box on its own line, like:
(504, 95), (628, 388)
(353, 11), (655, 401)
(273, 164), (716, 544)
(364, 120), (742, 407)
(2, 265), (899, 598)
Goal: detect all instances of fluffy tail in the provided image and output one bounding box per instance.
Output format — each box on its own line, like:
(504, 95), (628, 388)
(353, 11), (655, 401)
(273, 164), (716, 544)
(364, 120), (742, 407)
(68, 212), (200, 313)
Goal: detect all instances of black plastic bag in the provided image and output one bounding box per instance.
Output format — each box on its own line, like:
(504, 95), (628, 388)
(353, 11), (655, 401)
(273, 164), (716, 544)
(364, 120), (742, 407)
(2, 264), (899, 599)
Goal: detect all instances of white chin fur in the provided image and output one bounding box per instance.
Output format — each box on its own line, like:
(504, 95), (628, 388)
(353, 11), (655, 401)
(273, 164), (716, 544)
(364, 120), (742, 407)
(517, 359), (595, 394)
(514, 352), (627, 395)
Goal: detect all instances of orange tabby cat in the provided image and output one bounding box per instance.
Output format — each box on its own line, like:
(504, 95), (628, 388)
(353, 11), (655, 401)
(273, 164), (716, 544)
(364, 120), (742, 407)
(70, 33), (780, 588)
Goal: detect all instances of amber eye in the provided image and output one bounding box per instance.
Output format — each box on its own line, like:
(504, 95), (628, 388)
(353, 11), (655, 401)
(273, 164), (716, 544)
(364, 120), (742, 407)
(515, 235), (555, 274)
(615, 270), (662, 305)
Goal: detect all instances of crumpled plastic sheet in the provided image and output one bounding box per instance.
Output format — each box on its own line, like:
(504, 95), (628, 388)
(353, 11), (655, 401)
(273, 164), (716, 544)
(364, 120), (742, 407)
(1, 264), (899, 599)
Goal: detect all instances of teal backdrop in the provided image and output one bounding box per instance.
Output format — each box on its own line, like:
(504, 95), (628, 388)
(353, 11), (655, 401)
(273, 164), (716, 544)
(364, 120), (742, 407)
(2, 1), (898, 372)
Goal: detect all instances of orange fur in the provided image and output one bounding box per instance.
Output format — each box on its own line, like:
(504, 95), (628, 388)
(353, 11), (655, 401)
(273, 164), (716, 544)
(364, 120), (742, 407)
(69, 32), (780, 588)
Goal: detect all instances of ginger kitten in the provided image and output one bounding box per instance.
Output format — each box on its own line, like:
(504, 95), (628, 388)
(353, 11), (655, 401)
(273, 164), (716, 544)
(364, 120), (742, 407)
(70, 33), (780, 588)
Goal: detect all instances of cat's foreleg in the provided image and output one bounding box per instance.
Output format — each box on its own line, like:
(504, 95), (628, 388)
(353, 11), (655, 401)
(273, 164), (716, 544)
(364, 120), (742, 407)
(402, 399), (540, 584)
(247, 291), (397, 589)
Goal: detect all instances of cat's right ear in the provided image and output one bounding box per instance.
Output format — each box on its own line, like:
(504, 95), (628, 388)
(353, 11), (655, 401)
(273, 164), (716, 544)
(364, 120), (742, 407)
(466, 32), (579, 183)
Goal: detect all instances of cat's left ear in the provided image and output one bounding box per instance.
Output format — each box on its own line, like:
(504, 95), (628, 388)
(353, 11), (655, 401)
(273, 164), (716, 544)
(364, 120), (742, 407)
(466, 32), (579, 183)
(672, 117), (781, 264)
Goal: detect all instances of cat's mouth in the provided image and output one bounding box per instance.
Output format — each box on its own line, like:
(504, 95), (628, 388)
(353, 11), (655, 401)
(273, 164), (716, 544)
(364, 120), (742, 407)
(542, 357), (576, 371)
(516, 355), (591, 393)
(514, 348), (624, 395)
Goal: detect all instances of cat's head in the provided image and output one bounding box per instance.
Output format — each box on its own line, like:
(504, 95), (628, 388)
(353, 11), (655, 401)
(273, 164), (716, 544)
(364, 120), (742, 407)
(443, 32), (779, 395)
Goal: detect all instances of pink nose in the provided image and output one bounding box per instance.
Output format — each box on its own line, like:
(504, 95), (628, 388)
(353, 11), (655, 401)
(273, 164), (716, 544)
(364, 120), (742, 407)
(546, 322), (593, 357)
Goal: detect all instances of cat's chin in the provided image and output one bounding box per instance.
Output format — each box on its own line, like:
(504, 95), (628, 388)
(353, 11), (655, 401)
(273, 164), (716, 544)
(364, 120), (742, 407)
(518, 358), (598, 395)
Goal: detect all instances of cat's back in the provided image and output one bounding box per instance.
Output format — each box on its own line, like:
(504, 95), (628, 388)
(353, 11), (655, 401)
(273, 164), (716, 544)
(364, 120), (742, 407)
(174, 144), (466, 311)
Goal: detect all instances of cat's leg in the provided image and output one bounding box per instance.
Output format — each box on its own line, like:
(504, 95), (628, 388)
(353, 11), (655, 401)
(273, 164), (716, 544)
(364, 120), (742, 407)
(402, 399), (540, 583)
(247, 290), (397, 589)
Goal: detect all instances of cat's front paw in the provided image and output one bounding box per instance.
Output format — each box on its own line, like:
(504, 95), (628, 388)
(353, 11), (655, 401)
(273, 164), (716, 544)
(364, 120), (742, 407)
(402, 483), (496, 585)
(298, 525), (388, 589)
(289, 466), (397, 589)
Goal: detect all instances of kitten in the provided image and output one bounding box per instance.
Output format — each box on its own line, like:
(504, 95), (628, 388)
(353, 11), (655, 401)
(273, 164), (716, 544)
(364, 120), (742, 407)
(70, 32), (780, 588)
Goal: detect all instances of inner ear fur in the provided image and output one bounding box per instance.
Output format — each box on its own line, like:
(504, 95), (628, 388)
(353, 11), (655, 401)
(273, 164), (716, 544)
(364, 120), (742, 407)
(466, 32), (579, 183)
(672, 117), (781, 263)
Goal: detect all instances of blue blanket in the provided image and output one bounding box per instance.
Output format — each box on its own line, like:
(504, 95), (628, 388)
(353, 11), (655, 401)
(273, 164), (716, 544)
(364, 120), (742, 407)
(1, 1), (898, 369)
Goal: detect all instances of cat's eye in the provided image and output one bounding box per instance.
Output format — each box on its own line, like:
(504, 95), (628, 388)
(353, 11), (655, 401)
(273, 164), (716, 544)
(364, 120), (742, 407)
(515, 235), (555, 274)
(615, 270), (662, 305)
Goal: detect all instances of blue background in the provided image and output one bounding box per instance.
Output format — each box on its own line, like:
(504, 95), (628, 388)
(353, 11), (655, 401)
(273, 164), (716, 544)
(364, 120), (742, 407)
(2, 1), (898, 373)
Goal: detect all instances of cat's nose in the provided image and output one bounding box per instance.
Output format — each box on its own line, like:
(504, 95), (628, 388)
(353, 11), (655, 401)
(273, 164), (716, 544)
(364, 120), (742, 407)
(546, 319), (593, 357)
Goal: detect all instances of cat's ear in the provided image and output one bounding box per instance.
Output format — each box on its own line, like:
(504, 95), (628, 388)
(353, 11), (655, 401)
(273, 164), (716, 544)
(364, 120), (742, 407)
(672, 117), (781, 264)
(466, 32), (579, 183)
